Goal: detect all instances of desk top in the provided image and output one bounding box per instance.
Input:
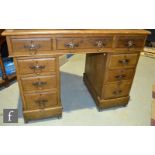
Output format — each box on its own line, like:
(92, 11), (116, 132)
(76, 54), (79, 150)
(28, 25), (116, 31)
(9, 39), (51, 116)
(2, 29), (151, 36)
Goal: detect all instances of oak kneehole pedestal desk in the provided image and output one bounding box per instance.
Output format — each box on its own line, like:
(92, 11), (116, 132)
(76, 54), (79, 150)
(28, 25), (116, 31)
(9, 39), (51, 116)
(2, 29), (150, 123)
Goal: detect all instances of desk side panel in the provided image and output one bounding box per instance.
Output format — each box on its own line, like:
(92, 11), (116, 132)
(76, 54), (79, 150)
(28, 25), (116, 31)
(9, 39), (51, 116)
(84, 53), (107, 97)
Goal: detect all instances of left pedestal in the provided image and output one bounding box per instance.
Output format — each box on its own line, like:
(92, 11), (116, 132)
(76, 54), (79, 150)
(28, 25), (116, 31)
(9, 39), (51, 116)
(14, 56), (63, 123)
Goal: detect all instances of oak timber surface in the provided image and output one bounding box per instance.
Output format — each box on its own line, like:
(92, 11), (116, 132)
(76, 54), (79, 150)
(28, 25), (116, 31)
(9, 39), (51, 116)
(2, 29), (150, 122)
(2, 29), (150, 36)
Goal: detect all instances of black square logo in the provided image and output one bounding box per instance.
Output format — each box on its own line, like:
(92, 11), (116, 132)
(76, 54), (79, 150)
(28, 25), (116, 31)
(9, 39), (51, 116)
(3, 109), (18, 123)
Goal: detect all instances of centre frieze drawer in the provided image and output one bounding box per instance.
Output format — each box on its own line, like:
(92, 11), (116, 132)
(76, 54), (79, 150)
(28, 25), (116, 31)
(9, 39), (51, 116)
(56, 37), (113, 50)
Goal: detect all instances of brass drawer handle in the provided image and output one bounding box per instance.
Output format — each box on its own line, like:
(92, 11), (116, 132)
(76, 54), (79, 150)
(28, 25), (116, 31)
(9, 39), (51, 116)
(35, 99), (48, 107)
(115, 74), (126, 80)
(125, 40), (135, 48)
(29, 64), (45, 74)
(119, 59), (130, 65)
(113, 90), (122, 95)
(32, 81), (47, 87)
(64, 41), (79, 49)
(24, 41), (41, 54)
(29, 65), (45, 70)
(96, 40), (106, 48)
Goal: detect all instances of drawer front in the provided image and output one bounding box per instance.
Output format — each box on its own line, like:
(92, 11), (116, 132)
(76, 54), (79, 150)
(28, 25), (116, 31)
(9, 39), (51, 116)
(103, 82), (131, 99)
(109, 53), (139, 69)
(11, 38), (52, 55)
(17, 57), (56, 75)
(23, 106), (62, 121)
(56, 37), (113, 50)
(21, 75), (57, 92)
(115, 36), (145, 49)
(24, 91), (58, 110)
(106, 68), (135, 83)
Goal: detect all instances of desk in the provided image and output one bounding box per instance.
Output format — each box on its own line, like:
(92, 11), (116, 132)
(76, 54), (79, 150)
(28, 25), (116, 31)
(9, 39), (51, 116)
(2, 29), (150, 123)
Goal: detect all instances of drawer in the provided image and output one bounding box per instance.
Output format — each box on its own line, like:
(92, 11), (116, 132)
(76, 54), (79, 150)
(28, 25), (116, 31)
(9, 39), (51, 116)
(24, 91), (58, 110)
(115, 36), (145, 49)
(11, 38), (52, 55)
(108, 53), (139, 69)
(17, 57), (56, 75)
(21, 75), (57, 92)
(102, 82), (131, 99)
(23, 106), (62, 122)
(105, 68), (135, 83)
(56, 37), (113, 50)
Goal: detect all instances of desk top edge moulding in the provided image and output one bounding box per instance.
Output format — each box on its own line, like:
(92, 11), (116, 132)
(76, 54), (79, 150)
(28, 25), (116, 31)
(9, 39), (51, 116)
(2, 29), (150, 123)
(2, 29), (150, 35)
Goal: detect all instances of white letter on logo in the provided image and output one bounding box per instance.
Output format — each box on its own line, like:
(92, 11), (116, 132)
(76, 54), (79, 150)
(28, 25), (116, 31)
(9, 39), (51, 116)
(8, 110), (14, 122)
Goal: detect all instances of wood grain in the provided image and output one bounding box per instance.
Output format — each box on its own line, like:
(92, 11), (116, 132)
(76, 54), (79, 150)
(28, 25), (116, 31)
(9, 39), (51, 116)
(20, 75), (57, 92)
(2, 29), (150, 36)
(3, 29), (150, 122)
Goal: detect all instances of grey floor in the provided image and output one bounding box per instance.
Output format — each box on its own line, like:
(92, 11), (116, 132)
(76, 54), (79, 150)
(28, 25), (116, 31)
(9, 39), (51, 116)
(0, 54), (155, 126)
